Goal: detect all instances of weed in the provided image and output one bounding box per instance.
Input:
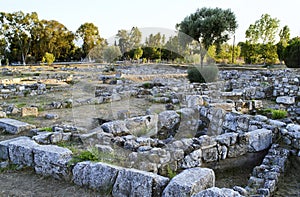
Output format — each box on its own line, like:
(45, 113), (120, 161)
(166, 165), (177, 179)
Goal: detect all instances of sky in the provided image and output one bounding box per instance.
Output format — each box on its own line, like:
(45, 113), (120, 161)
(1, 0), (300, 44)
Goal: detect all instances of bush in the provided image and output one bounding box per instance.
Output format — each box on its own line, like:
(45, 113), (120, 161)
(187, 65), (219, 83)
(283, 37), (300, 68)
(271, 109), (287, 119)
(42, 52), (55, 65)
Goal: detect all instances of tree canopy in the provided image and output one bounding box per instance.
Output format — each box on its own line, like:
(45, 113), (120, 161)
(76, 22), (105, 58)
(177, 7), (238, 65)
(116, 27), (142, 55)
(283, 37), (300, 68)
(177, 7), (237, 49)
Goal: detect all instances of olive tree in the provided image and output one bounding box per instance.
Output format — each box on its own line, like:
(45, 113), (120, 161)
(177, 7), (238, 65)
(103, 46), (121, 64)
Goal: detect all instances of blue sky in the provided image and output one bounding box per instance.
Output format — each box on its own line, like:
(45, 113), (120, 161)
(1, 0), (300, 43)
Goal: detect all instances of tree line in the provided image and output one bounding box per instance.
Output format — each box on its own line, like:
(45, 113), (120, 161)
(0, 9), (299, 67)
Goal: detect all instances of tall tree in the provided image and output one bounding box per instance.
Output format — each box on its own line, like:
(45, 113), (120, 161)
(145, 33), (163, 48)
(177, 7), (238, 65)
(245, 14), (280, 65)
(0, 38), (8, 65)
(129, 27), (142, 49)
(116, 27), (142, 56)
(116, 29), (130, 55)
(164, 35), (186, 60)
(31, 20), (75, 61)
(277, 25), (290, 64)
(246, 14), (280, 45)
(0, 11), (39, 65)
(76, 22), (104, 58)
(283, 37), (300, 68)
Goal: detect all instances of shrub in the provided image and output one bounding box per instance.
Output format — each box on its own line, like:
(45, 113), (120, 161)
(187, 65), (219, 83)
(271, 109), (287, 119)
(42, 52), (55, 65)
(283, 37), (300, 68)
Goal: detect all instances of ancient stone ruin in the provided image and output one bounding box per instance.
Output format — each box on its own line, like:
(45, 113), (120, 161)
(0, 64), (300, 196)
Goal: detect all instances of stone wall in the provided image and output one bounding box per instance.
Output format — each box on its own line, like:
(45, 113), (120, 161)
(0, 136), (171, 196)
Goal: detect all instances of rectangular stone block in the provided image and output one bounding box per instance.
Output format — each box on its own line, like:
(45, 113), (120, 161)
(8, 137), (39, 166)
(0, 136), (29, 160)
(33, 145), (72, 179)
(248, 129), (272, 152)
(0, 118), (35, 134)
(73, 161), (120, 194)
(162, 168), (214, 197)
(276, 96), (295, 105)
(21, 107), (38, 117)
(113, 168), (169, 197)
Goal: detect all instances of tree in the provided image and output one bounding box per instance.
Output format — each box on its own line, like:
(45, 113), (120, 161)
(116, 29), (130, 55)
(164, 35), (186, 61)
(277, 25), (290, 64)
(245, 14), (280, 65)
(129, 27), (142, 49)
(283, 37), (300, 68)
(0, 11), (39, 65)
(103, 46), (121, 63)
(145, 33), (163, 48)
(116, 27), (142, 56)
(31, 20), (75, 61)
(177, 7), (238, 65)
(239, 41), (261, 64)
(0, 38), (8, 65)
(76, 22), (105, 58)
(133, 47), (143, 62)
(214, 43), (241, 64)
(246, 14), (280, 44)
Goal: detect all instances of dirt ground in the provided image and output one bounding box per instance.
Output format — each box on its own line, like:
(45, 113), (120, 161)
(0, 168), (109, 197)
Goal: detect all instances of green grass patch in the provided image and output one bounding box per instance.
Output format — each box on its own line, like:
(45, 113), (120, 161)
(39, 127), (53, 132)
(0, 164), (19, 173)
(271, 109), (287, 119)
(16, 103), (27, 108)
(257, 108), (287, 119)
